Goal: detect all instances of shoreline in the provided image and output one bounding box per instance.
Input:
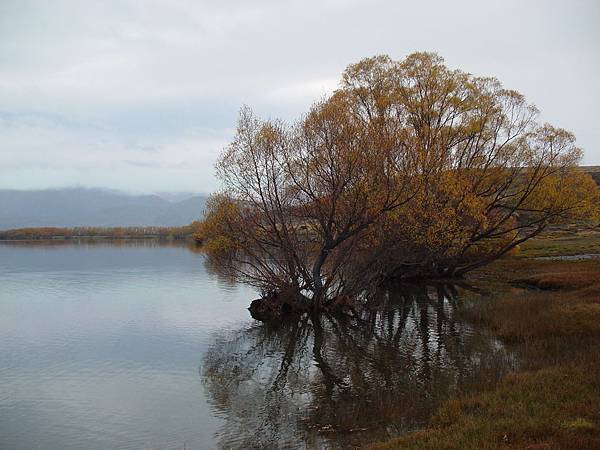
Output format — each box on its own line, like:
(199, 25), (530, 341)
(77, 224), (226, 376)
(366, 233), (600, 449)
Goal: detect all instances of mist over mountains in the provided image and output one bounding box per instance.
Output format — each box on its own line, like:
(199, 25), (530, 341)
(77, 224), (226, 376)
(0, 188), (207, 230)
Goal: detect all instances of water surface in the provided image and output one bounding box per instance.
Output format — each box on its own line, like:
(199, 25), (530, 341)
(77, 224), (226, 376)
(1, 241), (519, 449)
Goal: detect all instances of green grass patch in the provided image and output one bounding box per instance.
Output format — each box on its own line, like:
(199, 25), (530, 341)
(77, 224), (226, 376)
(518, 229), (600, 258)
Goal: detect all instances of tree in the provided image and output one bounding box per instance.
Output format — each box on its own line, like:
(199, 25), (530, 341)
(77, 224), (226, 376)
(357, 54), (599, 278)
(204, 93), (418, 311)
(200, 52), (599, 315)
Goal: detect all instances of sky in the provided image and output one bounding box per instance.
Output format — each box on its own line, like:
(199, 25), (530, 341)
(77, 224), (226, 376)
(1, 0), (599, 194)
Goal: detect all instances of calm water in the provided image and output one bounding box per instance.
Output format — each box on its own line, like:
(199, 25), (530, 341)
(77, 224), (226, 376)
(0, 241), (519, 449)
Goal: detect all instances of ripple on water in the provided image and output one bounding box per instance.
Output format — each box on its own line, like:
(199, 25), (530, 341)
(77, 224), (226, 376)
(1, 242), (520, 450)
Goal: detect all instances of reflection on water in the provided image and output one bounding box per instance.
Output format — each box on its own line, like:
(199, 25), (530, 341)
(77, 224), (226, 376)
(202, 283), (519, 449)
(0, 240), (255, 450)
(2, 241), (521, 450)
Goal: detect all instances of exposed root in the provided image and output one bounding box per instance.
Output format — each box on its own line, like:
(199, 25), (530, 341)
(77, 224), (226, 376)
(248, 292), (356, 322)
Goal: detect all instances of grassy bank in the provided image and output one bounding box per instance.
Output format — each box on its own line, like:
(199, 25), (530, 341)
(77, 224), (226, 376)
(366, 233), (600, 450)
(517, 228), (600, 258)
(368, 360), (600, 450)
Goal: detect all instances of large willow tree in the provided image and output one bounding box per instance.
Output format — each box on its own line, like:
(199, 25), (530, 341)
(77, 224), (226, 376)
(198, 52), (598, 314)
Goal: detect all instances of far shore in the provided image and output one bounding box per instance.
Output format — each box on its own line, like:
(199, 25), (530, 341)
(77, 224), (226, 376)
(0, 225), (198, 242)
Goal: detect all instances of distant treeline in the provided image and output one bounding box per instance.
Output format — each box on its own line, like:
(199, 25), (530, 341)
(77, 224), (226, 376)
(0, 224), (200, 241)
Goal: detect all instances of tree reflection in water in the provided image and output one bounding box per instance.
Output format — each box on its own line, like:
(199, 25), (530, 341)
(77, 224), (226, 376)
(201, 283), (518, 449)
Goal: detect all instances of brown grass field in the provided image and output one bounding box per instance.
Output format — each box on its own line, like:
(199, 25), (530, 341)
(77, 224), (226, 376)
(366, 230), (600, 450)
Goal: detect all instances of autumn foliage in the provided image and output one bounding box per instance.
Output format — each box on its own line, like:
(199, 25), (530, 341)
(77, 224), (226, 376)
(199, 52), (600, 314)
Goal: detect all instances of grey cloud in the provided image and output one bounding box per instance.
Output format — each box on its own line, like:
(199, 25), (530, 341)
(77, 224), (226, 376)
(1, 0), (598, 193)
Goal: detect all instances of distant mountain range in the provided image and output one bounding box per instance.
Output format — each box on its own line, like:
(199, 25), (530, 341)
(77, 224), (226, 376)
(1, 167), (597, 231)
(0, 188), (207, 230)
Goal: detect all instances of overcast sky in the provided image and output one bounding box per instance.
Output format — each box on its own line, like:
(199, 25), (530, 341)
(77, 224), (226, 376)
(1, 0), (599, 194)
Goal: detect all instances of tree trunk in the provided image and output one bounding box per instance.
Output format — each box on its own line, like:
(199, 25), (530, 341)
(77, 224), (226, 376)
(311, 248), (329, 309)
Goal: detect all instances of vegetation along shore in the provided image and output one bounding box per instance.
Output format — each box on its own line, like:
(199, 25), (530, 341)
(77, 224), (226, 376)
(367, 228), (600, 449)
(0, 224), (200, 241)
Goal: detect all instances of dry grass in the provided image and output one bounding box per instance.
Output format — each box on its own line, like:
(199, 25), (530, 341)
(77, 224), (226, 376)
(365, 253), (600, 450)
(470, 258), (600, 286)
(469, 264), (600, 341)
(514, 271), (599, 290)
(366, 359), (600, 450)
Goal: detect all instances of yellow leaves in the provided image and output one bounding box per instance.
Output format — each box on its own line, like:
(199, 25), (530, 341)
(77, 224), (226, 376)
(524, 168), (600, 223)
(194, 194), (241, 254)
(207, 52), (598, 287)
(341, 54), (395, 91)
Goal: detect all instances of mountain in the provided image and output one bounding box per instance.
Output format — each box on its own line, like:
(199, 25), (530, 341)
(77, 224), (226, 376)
(0, 188), (207, 230)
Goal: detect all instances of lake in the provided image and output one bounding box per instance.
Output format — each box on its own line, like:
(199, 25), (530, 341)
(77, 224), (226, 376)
(0, 241), (519, 449)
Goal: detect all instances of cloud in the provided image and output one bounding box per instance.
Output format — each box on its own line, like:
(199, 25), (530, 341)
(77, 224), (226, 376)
(0, 114), (231, 192)
(267, 78), (339, 104)
(0, 0), (598, 193)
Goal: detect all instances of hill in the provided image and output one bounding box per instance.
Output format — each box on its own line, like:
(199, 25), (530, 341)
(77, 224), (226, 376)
(0, 188), (207, 230)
